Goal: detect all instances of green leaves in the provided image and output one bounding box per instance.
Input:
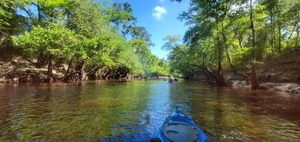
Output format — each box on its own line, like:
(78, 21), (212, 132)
(168, 0), (299, 80)
(162, 34), (181, 50)
(5, 0), (166, 79)
(67, 0), (107, 38)
(14, 23), (77, 58)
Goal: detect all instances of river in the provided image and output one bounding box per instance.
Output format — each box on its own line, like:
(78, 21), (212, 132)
(0, 80), (299, 141)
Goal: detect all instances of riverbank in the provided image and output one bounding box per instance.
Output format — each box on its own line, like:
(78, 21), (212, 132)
(229, 48), (300, 94)
(1, 62), (299, 95)
(0, 57), (141, 83)
(0, 58), (62, 83)
(232, 81), (300, 94)
(1, 48), (299, 95)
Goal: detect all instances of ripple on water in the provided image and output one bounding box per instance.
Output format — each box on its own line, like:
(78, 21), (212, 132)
(0, 81), (299, 141)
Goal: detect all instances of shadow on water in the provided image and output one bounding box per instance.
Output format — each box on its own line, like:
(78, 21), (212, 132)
(0, 80), (300, 141)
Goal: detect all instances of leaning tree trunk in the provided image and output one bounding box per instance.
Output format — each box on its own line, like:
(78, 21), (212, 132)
(63, 56), (74, 82)
(86, 67), (101, 80)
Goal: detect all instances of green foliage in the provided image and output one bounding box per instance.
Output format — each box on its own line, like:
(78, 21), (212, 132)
(129, 26), (154, 46)
(0, 0), (12, 29)
(66, 0), (107, 38)
(2, 0), (167, 80)
(168, 0), (299, 80)
(0, 0), (28, 60)
(13, 22), (77, 59)
(114, 38), (144, 75)
(148, 55), (170, 76)
(162, 34), (181, 50)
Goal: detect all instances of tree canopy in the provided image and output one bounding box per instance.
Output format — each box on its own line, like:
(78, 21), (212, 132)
(167, 0), (299, 87)
(1, 0), (170, 82)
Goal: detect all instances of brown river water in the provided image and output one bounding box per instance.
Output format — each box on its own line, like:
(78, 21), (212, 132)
(0, 80), (299, 141)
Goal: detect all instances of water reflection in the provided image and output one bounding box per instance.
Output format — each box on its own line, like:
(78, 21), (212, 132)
(0, 81), (299, 141)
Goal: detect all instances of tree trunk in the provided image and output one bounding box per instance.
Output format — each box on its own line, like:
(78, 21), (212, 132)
(250, 63), (259, 89)
(296, 23), (299, 47)
(216, 36), (225, 86)
(216, 59), (225, 86)
(250, 0), (256, 51)
(233, 25), (243, 48)
(277, 5), (282, 53)
(46, 55), (53, 83)
(277, 21), (282, 52)
(86, 67), (101, 80)
(270, 13), (275, 52)
(80, 60), (85, 80)
(63, 57), (74, 82)
(249, 0), (259, 89)
(238, 35), (243, 49)
(288, 21), (299, 47)
(36, 52), (47, 68)
(75, 59), (85, 81)
(221, 30), (236, 75)
(225, 46), (236, 75)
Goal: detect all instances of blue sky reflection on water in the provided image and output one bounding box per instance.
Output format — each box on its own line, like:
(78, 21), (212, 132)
(143, 81), (173, 134)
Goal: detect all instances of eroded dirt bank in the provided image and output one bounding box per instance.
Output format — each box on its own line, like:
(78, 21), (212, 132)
(231, 48), (300, 94)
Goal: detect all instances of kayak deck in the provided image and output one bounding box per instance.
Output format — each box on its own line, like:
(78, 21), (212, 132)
(162, 121), (199, 142)
(151, 109), (208, 142)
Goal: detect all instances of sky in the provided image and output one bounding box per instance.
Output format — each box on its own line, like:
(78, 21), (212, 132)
(112, 0), (190, 59)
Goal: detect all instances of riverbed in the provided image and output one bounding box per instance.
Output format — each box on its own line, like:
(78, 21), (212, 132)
(0, 80), (299, 141)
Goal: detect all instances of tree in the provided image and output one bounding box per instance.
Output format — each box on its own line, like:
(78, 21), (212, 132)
(177, 0), (236, 86)
(66, 0), (107, 38)
(3, 0), (165, 82)
(107, 2), (137, 38)
(171, 0), (283, 88)
(13, 23), (77, 82)
(128, 26), (154, 46)
(131, 39), (152, 73)
(0, 0), (27, 60)
(162, 35), (189, 76)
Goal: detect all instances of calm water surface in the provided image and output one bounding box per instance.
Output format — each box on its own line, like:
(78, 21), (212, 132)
(0, 80), (299, 141)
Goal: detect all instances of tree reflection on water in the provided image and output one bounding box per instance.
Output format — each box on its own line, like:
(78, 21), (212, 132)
(0, 80), (299, 141)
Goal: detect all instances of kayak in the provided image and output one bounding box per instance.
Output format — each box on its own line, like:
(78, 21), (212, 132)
(150, 109), (208, 142)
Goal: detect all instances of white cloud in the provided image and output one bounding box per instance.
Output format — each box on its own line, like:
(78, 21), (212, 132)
(152, 6), (167, 20)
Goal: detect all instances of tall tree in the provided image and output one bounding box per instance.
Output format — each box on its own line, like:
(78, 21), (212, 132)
(128, 26), (154, 46)
(178, 0), (238, 86)
(249, 0), (259, 89)
(108, 2), (137, 38)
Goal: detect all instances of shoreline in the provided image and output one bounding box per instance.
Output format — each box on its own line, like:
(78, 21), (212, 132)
(232, 80), (300, 94)
(1, 77), (299, 95)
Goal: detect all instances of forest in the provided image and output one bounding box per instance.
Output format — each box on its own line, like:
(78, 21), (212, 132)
(0, 0), (300, 89)
(0, 0), (170, 82)
(167, 0), (299, 89)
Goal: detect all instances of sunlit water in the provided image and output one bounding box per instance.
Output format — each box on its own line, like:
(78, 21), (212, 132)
(0, 80), (299, 141)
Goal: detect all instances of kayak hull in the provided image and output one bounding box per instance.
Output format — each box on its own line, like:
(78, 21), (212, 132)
(151, 109), (208, 142)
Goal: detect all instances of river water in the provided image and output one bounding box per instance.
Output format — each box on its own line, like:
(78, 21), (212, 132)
(0, 80), (299, 141)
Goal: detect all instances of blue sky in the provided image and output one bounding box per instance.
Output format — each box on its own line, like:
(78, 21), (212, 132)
(112, 0), (190, 59)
